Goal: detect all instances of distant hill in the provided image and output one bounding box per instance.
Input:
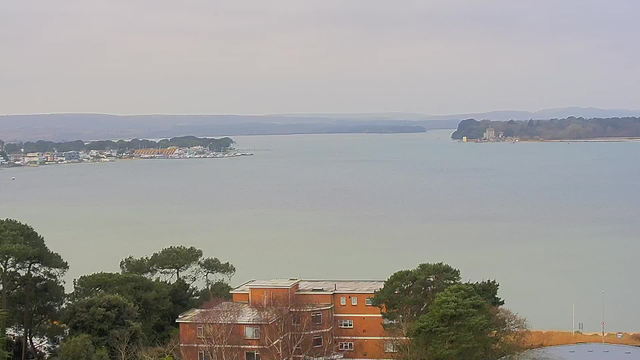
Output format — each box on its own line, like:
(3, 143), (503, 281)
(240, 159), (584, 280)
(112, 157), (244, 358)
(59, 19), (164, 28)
(451, 117), (640, 140)
(423, 107), (640, 121)
(0, 114), (436, 141)
(1, 107), (639, 141)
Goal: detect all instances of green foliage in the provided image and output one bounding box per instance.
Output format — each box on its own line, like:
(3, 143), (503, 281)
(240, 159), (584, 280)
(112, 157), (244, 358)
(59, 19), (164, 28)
(71, 272), (175, 343)
(471, 280), (504, 307)
(374, 263), (527, 360)
(451, 116), (640, 140)
(119, 256), (154, 276)
(2, 143), (21, 154)
(198, 281), (233, 303)
(199, 257), (236, 284)
(148, 246), (203, 281)
(0, 219), (68, 359)
(70, 246), (235, 353)
(372, 262), (461, 321)
(0, 311), (8, 360)
(94, 347), (110, 360)
(1, 136), (235, 154)
(58, 334), (96, 360)
(168, 279), (200, 322)
(9, 275), (66, 348)
(410, 284), (496, 360)
(63, 293), (142, 349)
(121, 246), (235, 286)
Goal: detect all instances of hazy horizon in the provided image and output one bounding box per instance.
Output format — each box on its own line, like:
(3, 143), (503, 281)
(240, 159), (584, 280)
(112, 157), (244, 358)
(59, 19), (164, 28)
(3, 106), (640, 117)
(2, 1), (639, 115)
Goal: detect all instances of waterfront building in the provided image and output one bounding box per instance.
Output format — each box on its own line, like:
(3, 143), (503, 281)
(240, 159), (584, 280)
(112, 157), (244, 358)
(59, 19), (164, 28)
(484, 128), (496, 141)
(178, 279), (401, 360)
(24, 153), (44, 165)
(64, 151), (81, 161)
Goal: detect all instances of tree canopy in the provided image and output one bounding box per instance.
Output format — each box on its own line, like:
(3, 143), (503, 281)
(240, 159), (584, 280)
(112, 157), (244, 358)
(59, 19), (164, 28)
(451, 117), (640, 140)
(1, 136), (235, 154)
(120, 245), (235, 284)
(0, 219), (68, 360)
(373, 262), (528, 360)
(63, 293), (142, 350)
(451, 116), (640, 140)
(371, 262), (461, 321)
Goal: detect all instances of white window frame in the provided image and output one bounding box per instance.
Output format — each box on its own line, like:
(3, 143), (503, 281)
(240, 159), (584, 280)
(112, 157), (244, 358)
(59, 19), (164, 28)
(338, 342), (354, 351)
(312, 336), (323, 348)
(338, 319), (353, 328)
(197, 325), (204, 338)
(365, 297), (373, 306)
(245, 351), (261, 360)
(244, 326), (260, 339)
(351, 296), (358, 306)
(340, 296), (346, 306)
(384, 341), (398, 353)
(311, 312), (322, 325)
(198, 350), (205, 360)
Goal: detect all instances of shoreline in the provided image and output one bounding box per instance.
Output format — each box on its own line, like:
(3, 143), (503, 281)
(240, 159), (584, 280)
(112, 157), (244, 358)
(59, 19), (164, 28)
(459, 137), (640, 143)
(528, 137), (640, 143)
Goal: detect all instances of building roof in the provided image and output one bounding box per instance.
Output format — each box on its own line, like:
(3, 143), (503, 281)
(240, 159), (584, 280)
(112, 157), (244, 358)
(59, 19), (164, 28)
(177, 302), (277, 324)
(134, 148), (178, 156)
(298, 280), (385, 293)
(231, 279), (384, 294)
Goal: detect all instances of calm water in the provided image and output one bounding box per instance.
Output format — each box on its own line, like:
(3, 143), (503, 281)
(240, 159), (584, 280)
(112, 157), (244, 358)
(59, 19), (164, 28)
(1, 130), (639, 331)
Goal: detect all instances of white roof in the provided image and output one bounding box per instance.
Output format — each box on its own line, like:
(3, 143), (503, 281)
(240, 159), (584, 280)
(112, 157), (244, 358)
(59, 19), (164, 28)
(232, 279), (384, 294)
(177, 302), (277, 324)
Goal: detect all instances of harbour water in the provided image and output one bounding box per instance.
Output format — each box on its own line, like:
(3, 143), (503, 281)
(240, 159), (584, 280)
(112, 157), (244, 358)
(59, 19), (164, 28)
(1, 129), (638, 331)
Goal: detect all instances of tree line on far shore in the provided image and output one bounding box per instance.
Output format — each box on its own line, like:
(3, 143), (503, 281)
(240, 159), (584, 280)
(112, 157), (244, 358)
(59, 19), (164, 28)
(0, 136), (235, 154)
(451, 116), (640, 140)
(0, 219), (529, 360)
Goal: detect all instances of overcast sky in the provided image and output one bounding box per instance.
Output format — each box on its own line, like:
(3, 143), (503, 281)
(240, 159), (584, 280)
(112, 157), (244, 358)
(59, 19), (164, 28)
(1, 1), (638, 115)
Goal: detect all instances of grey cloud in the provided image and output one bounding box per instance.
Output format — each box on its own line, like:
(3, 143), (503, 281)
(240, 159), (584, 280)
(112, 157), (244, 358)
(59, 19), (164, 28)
(0, 0), (638, 115)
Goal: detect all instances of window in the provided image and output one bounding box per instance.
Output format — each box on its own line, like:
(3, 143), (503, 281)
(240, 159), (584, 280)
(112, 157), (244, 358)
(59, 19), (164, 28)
(384, 342), (398, 353)
(340, 296), (346, 306)
(311, 312), (322, 325)
(244, 326), (260, 339)
(312, 336), (323, 348)
(339, 342), (354, 351)
(197, 325), (204, 338)
(292, 314), (301, 326)
(338, 319), (353, 328)
(351, 296), (358, 305)
(198, 350), (211, 360)
(365, 297), (373, 306)
(245, 352), (261, 360)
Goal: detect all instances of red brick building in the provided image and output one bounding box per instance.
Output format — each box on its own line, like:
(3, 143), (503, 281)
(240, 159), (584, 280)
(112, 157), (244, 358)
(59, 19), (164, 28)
(178, 279), (401, 360)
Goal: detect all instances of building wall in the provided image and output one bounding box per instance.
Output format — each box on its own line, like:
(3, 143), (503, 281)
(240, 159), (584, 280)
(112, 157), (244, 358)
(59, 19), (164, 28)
(181, 286), (395, 360)
(249, 287), (297, 307)
(333, 294), (379, 315)
(233, 293), (250, 302)
(335, 315), (386, 338)
(337, 338), (393, 359)
(296, 293), (333, 305)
